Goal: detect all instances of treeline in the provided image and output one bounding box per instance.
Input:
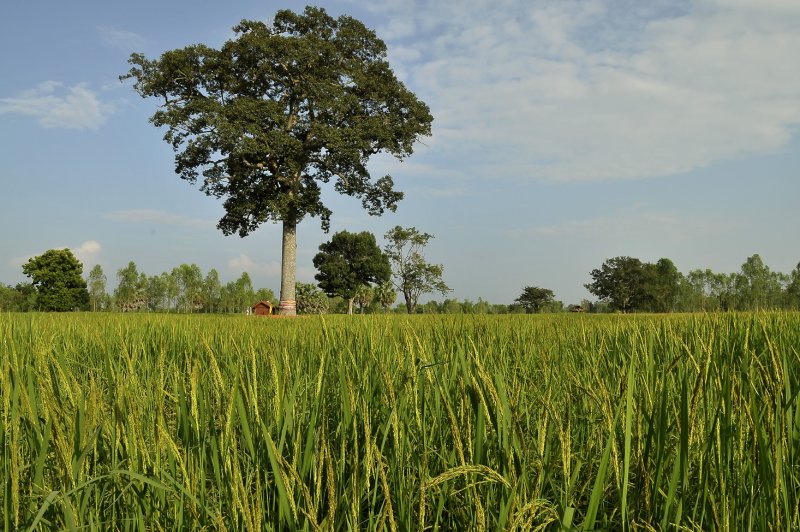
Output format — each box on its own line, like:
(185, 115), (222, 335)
(108, 262), (277, 313)
(0, 260), (276, 314)
(3, 252), (799, 314)
(582, 254), (800, 313)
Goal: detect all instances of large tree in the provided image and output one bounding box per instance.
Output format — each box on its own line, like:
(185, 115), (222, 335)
(514, 286), (555, 314)
(585, 256), (648, 313)
(640, 258), (682, 312)
(313, 230), (390, 314)
(384, 226), (451, 314)
(122, 7), (432, 315)
(22, 249), (89, 311)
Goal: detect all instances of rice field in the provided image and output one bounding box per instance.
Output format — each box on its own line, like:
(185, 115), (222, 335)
(2, 311), (799, 530)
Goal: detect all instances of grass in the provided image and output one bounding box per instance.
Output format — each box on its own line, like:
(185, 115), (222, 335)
(2, 311), (799, 530)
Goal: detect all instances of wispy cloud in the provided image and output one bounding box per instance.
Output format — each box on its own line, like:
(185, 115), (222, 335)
(510, 205), (735, 241)
(9, 240), (102, 270)
(0, 81), (113, 130)
(98, 26), (146, 50)
(355, 0), (800, 182)
(105, 209), (216, 229)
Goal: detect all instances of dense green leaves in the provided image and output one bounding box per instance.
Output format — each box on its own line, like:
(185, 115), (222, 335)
(585, 256), (651, 313)
(585, 253), (796, 313)
(514, 286), (555, 313)
(21, 249), (89, 311)
(313, 230), (390, 314)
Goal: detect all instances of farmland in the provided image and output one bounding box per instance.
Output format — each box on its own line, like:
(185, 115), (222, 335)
(2, 312), (799, 530)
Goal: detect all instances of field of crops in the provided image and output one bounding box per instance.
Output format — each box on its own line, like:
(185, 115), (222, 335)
(2, 312), (799, 530)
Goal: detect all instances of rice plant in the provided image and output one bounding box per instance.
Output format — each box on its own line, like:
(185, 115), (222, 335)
(1, 311), (799, 530)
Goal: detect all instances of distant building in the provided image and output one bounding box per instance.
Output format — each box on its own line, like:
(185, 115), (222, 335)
(251, 300), (275, 316)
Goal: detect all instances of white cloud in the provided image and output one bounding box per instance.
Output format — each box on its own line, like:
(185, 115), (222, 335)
(0, 81), (113, 130)
(71, 240), (102, 265)
(9, 240), (102, 270)
(98, 26), (146, 50)
(356, 0), (800, 182)
(227, 254), (281, 277)
(105, 209), (216, 229)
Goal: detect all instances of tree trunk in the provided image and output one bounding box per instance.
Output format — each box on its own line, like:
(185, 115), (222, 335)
(279, 216), (297, 316)
(404, 292), (414, 314)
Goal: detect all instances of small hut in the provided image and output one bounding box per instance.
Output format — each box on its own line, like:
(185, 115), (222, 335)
(251, 300), (275, 316)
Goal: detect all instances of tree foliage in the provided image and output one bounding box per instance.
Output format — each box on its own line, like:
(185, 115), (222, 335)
(353, 284), (374, 313)
(514, 286), (556, 313)
(374, 282), (397, 313)
(313, 230), (390, 314)
(122, 6), (432, 315)
(22, 249), (89, 311)
(384, 226), (450, 313)
(87, 264), (107, 311)
(584, 257), (645, 313)
(296, 282), (329, 314)
(585, 256), (683, 313)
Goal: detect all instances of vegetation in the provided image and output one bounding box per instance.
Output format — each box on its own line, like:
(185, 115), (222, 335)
(122, 6), (432, 315)
(585, 254), (797, 313)
(313, 231), (391, 314)
(2, 312), (799, 529)
(383, 226), (451, 313)
(4, 251), (800, 315)
(21, 249), (89, 311)
(295, 282), (329, 315)
(514, 286), (556, 313)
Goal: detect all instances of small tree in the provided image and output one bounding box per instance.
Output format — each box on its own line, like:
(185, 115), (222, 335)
(296, 283), (329, 314)
(384, 226), (450, 313)
(115, 261), (145, 311)
(203, 269), (223, 313)
(87, 264), (107, 311)
(374, 282), (397, 313)
(22, 249), (90, 311)
(314, 231), (390, 314)
(122, 7), (432, 315)
(353, 285), (374, 314)
(514, 286), (555, 313)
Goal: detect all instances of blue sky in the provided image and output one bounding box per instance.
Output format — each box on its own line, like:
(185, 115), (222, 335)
(1, 0), (798, 305)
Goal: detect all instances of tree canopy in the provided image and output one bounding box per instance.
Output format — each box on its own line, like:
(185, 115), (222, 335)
(313, 230), (390, 314)
(122, 6), (432, 315)
(584, 257), (648, 313)
(22, 249), (89, 311)
(384, 226), (450, 314)
(514, 286), (556, 313)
